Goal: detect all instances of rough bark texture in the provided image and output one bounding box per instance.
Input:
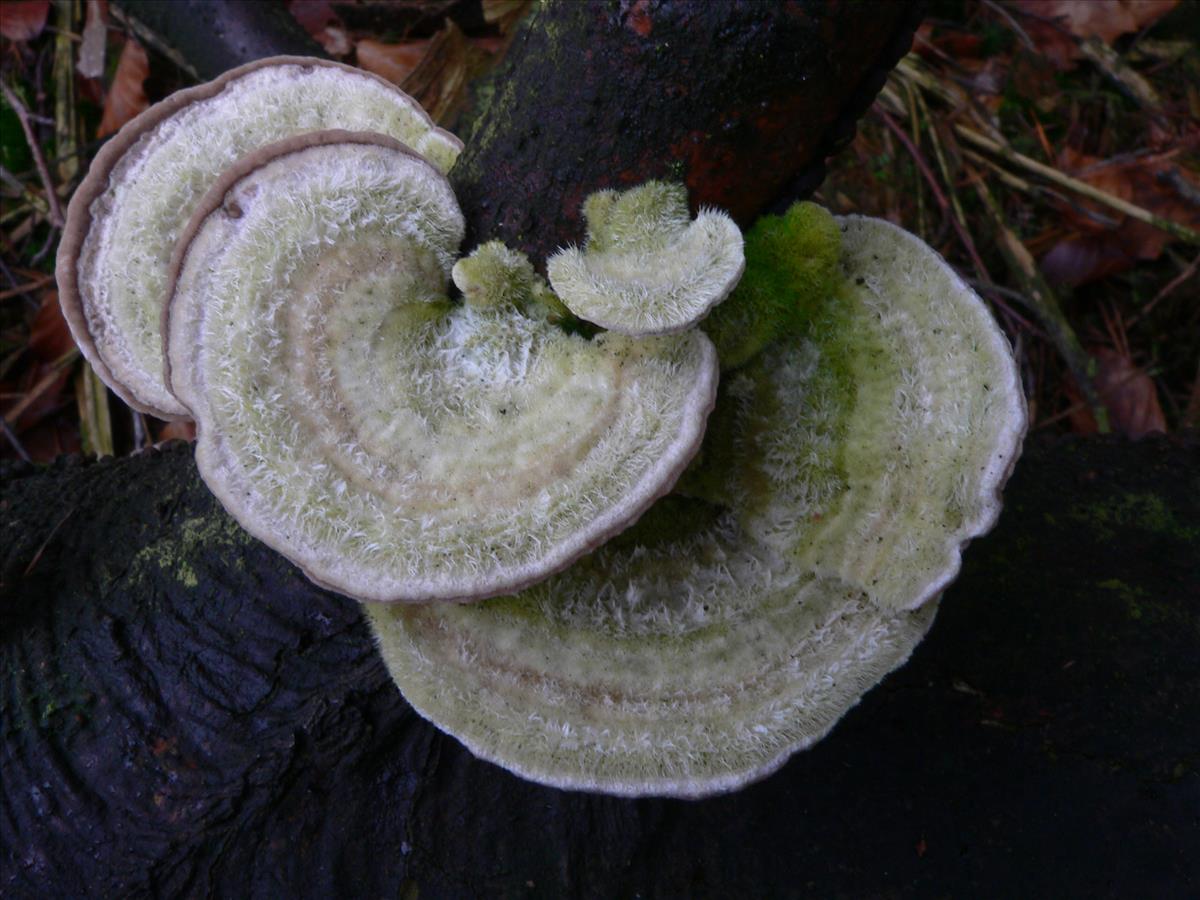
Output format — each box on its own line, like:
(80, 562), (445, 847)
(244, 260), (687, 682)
(450, 0), (922, 262)
(108, 0), (920, 269)
(2, 435), (1197, 897)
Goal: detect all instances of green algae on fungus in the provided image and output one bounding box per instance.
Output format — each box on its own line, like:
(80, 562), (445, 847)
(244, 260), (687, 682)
(701, 201), (842, 370)
(367, 209), (1026, 797)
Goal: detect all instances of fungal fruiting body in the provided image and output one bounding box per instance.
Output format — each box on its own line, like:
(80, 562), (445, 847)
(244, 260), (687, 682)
(546, 181), (745, 335)
(59, 54), (1025, 799)
(166, 134), (718, 604)
(58, 57), (462, 420)
(367, 204), (1026, 797)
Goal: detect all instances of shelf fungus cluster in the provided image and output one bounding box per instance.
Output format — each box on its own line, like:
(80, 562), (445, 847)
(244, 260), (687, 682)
(59, 57), (1026, 798)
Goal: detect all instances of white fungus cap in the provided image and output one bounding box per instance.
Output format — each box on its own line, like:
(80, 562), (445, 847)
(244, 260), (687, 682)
(546, 181), (745, 336)
(367, 213), (1026, 798)
(166, 132), (719, 604)
(57, 56), (463, 420)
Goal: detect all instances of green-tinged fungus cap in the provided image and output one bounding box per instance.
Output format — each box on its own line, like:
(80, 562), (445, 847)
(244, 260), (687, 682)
(546, 181), (745, 336)
(367, 211), (1026, 797)
(57, 56), (462, 420)
(166, 133), (718, 604)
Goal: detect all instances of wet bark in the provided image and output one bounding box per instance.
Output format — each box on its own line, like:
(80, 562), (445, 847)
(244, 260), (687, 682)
(3, 435), (1197, 897)
(113, 0), (327, 80)
(112, 0), (921, 266)
(451, 0), (922, 263)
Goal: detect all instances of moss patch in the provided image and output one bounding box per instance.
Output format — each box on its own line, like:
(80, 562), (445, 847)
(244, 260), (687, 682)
(702, 201), (842, 370)
(131, 513), (249, 592)
(1068, 492), (1200, 543)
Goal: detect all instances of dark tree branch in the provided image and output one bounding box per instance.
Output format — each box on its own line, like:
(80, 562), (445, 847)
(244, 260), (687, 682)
(451, 0), (922, 264)
(2, 435), (1197, 896)
(113, 0), (327, 80)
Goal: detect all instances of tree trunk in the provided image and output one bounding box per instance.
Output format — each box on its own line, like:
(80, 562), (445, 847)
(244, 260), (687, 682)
(451, 0), (921, 262)
(114, 0), (921, 265)
(3, 435), (1197, 897)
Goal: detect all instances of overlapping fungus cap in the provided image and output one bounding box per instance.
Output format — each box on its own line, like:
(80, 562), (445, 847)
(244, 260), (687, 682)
(57, 56), (462, 420)
(166, 131), (718, 604)
(546, 181), (745, 335)
(368, 204), (1026, 797)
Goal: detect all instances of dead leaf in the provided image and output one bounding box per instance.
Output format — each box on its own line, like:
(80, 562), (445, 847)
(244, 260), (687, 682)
(2, 359), (72, 435)
(0, 0), (49, 42)
(1040, 147), (1200, 286)
(97, 38), (149, 139)
(1010, 0), (1179, 69)
(287, 0), (339, 37)
(1067, 346), (1167, 437)
(1017, 0), (1178, 44)
(915, 21), (985, 62)
(77, 0), (108, 79)
(287, 0), (352, 55)
(0, 291), (74, 441)
(157, 420), (196, 443)
(1040, 234), (1133, 286)
(400, 21), (481, 126)
(356, 38), (431, 86)
(29, 291), (74, 363)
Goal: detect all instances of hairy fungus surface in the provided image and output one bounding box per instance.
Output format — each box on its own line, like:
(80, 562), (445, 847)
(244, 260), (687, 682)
(167, 133), (718, 604)
(53, 43), (1024, 800)
(701, 201), (842, 370)
(57, 56), (462, 419)
(546, 181), (745, 335)
(368, 208), (1025, 797)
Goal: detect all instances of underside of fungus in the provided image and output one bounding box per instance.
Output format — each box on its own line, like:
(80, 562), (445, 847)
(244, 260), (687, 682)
(166, 132), (718, 604)
(546, 181), (745, 335)
(57, 56), (462, 420)
(367, 209), (1026, 797)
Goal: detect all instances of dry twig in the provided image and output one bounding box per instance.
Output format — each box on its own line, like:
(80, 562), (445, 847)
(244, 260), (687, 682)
(1, 348), (79, 428)
(875, 107), (989, 280)
(1130, 253), (1200, 327)
(954, 126), (1200, 246)
(0, 275), (55, 301)
(969, 173), (1110, 432)
(0, 81), (65, 227)
(1, 416), (32, 463)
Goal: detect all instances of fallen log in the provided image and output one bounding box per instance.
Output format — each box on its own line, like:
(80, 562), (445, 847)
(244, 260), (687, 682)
(2, 434), (1197, 896)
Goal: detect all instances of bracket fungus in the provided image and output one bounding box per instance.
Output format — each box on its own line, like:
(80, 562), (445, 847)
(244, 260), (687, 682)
(546, 181), (745, 335)
(59, 56), (1024, 799)
(165, 132), (718, 603)
(367, 203), (1026, 797)
(57, 56), (462, 420)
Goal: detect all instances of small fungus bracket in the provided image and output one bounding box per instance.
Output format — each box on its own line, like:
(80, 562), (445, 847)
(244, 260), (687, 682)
(546, 181), (745, 335)
(57, 56), (461, 420)
(166, 134), (718, 604)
